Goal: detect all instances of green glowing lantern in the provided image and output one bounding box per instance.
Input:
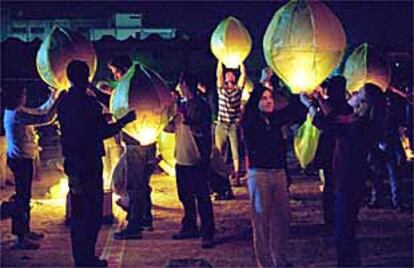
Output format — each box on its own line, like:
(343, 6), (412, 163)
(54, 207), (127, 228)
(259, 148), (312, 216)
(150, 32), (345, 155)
(211, 16), (252, 68)
(263, 0), (346, 94)
(110, 64), (173, 146)
(36, 27), (97, 91)
(343, 43), (391, 93)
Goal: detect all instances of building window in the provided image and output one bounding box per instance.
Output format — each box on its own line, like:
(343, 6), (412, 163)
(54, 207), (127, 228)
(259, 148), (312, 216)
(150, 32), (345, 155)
(31, 27), (44, 34)
(11, 27), (27, 33)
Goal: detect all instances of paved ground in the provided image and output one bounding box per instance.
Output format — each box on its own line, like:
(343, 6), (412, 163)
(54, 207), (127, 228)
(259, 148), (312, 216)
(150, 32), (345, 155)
(1, 137), (413, 267)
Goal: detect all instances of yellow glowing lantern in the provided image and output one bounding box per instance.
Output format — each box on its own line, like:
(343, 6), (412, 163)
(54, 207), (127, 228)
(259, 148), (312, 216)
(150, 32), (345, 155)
(343, 43), (391, 93)
(263, 0), (346, 94)
(110, 64), (174, 146)
(211, 16), (252, 68)
(241, 78), (254, 104)
(157, 131), (176, 177)
(36, 27), (97, 91)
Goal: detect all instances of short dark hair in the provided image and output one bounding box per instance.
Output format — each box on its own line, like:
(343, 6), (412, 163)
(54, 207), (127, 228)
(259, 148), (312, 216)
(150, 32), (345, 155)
(108, 55), (133, 72)
(326, 75), (347, 101)
(2, 82), (25, 109)
(67, 60), (89, 86)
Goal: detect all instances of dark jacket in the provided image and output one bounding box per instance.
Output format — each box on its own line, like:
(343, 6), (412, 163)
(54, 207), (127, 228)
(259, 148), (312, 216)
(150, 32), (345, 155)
(242, 97), (306, 169)
(58, 87), (124, 159)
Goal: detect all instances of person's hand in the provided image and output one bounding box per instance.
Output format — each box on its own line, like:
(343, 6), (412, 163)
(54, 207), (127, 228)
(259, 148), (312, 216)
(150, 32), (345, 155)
(300, 93), (312, 109)
(119, 110), (136, 126)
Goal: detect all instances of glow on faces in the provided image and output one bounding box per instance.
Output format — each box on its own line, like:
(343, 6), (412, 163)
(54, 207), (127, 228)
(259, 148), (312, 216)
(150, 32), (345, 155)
(259, 89), (275, 113)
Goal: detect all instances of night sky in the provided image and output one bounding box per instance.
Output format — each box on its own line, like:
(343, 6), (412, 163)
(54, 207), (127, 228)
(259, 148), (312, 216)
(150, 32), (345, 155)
(2, 0), (413, 51)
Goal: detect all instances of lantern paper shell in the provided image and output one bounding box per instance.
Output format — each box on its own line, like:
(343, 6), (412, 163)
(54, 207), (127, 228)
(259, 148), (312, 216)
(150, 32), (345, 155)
(36, 27), (97, 91)
(343, 43), (391, 93)
(110, 64), (173, 146)
(263, 0), (346, 94)
(157, 131), (176, 177)
(211, 16), (252, 68)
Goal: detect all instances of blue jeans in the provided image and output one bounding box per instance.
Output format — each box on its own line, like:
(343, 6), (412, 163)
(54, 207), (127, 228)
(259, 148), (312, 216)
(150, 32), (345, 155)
(247, 168), (290, 267)
(334, 187), (362, 266)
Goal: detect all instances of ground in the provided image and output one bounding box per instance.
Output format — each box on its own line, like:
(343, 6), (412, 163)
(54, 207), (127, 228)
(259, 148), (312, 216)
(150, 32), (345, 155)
(1, 136), (413, 267)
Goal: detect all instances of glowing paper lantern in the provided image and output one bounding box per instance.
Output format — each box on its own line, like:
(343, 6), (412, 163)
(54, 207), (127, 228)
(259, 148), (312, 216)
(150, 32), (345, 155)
(343, 43), (390, 93)
(157, 131), (176, 177)
(241, 78), (254, 104)
(211, 16), (252, 68)
(36, 27), (97, 91)
(263, 0), (346, 94)
(110, 64), (173, 146)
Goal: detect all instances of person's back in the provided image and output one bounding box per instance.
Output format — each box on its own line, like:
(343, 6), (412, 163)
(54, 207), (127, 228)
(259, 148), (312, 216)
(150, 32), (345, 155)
(58, 60), (135, 267)
(58, 89), (106, 159)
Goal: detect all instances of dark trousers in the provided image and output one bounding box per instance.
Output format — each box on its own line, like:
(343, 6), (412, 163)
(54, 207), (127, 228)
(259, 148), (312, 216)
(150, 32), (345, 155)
(322, 168), (334, 226)
(125, 145), (155, 230)
(334, 183), (363, 267)
(7, 157), (34, 238)
(176, 163), (215, 239)
(64, 157), (103, 267)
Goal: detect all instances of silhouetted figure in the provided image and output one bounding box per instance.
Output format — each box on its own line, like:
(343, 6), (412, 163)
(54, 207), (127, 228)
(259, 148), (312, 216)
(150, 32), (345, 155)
(166, 73), (215, 249)
(58, 60), (135, 267)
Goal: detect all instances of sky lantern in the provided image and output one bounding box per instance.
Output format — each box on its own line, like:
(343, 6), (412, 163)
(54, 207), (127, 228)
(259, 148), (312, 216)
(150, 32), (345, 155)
(210, 16), (252, 68)
(157, 131), (176, 177)
(343, 43), (391, 93)
(110, 64), (174, 146)
(263, 0), (346, 94)
(36, 27), (97, 91)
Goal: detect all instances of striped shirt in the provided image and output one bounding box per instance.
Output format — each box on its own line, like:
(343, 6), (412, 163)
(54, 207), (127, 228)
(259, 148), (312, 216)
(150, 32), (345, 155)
(217, 87), (243, 124)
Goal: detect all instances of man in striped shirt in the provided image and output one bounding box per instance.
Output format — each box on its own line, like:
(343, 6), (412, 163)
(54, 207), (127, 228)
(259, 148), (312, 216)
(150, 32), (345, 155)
(215, 61), (246, 187)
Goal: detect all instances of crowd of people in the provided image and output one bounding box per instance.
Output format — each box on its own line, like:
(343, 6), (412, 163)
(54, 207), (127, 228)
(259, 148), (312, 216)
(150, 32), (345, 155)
(2, 53), (412, 267)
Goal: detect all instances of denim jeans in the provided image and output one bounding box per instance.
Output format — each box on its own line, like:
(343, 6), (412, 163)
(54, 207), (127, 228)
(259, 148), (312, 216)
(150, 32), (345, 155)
(247, 168), (290, 267)
(125, 144), (156, 230)
(215, 122), (239, 161)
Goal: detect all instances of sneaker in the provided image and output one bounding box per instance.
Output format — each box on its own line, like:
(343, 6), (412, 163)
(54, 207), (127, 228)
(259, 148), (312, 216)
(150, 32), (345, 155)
(214, 193), (226, 201)
(172, 230), (200, 240)
(11, 238), (40, 250)
(113, 228), (142, 240)
(225, 190), (235, 200)
(115, 197), (129, 212)
(201, 238), (215, 249)
(26, 231), (45, 241)
(89, 257), (108, 267)
(367, 201), (383, 209)
(140, 224), (154, 232)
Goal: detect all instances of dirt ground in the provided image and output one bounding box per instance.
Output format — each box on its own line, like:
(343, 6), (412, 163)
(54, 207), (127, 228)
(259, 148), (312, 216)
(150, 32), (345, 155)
(1, 138), (413, 267)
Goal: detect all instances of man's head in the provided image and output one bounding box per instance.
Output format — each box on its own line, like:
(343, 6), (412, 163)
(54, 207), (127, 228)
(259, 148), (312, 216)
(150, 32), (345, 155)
(3, 82), (26, 109)
(108, 55), (133, 80)
(177, 73), (197, 101)
(326, 75), (347, 104)
(224, 70), (237, 90)
(67, 60), (90, 87)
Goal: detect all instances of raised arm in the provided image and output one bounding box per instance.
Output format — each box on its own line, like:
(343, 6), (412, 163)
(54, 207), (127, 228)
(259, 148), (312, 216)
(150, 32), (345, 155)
(216, 61), (224, 89)
(237, 63), (246, 89)
(16, 91), (66, 127)
(19, 88), (59, 115)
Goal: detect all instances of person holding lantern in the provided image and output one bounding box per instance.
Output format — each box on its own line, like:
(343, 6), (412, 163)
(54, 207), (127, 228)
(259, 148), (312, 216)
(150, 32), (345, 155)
(242, 85), (306, 267)
(301, 78), (387, 267)
(3, 81), (64, 250)
(166, 73), (215, 249)
(57, 60), (136, 266)
(215, 61), (246, 187)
